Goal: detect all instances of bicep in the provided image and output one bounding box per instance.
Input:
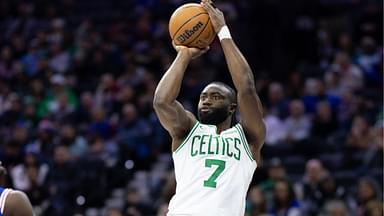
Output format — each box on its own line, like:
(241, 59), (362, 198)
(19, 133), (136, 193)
(238, 91), (266, 148)
(154, 100), (196, 139)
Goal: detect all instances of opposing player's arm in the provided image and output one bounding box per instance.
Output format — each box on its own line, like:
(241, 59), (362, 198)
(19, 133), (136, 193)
(203, 1), (265, 160)
(153, 45), (208, 146)
(4, 190), (34, 216)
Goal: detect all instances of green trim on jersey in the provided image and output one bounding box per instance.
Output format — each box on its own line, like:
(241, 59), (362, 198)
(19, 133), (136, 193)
(174, 121), (200, 153)
(235, 124), (255, 161)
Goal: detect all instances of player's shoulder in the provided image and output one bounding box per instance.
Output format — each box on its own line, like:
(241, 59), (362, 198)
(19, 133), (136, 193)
(7, 190), (29, 201)
(4, 189), (34, 216)
(5, 189), (29, 208)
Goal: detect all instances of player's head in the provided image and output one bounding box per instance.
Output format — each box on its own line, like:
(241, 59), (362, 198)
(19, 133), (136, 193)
(198, 82), (237, 125)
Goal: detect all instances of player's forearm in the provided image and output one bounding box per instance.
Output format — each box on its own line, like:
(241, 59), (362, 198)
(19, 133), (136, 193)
(220, 39), (256, 94)
(153, 51), (191, 105)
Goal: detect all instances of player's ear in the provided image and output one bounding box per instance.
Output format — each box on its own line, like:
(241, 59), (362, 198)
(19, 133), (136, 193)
(229, 103), (237, 114)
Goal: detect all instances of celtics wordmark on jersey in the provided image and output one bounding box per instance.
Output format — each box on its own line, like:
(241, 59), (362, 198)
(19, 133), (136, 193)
(167, 122), (257, 216)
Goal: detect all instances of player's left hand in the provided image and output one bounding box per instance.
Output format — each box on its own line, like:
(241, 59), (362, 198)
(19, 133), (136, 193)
(201, 0), (226, 33)
(172, 41), (210, 59)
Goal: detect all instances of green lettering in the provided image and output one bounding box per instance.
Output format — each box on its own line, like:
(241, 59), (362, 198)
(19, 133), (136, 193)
(207, 135), (214, 155)
(225, 137), (233, 157)
(199, 135), (208, 155)
(191, 135), (201, 156)
(234, 138), (241, 160)
(221, 137), (226, 155)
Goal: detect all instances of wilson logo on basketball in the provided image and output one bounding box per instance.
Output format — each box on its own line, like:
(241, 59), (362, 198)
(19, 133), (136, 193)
(176, 21), (204, 43)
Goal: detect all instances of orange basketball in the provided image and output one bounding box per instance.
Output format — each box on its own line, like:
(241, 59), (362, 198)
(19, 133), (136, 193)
(169, 3), (216, 49)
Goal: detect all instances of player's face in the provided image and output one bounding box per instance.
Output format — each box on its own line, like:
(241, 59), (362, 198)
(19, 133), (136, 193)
(198, 84), (233, 125)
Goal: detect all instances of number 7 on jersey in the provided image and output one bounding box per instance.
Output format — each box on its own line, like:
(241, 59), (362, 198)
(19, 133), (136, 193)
(204, 159), (226, 188)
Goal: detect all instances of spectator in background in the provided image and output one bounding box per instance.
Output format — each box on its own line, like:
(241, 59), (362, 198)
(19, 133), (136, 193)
(325, 52), (364, 93)
(302, 78), (340, 114)
(365, 200), (384, 216)
(311, 100), (338, 138)
(25, 119), (56, 159)
(356, 177), (382, 216)
(10, 152), (49, 191)
(58, 124), (88, 160)
(338, 33), (354, 56)
(346, 115), (372, 150)
(106, 208), (123, 216)
(89, 106), (112, 140)
(284, 100), (311, 143)
(37, 74), (78, 119)
(317, 176), (347, 207)
(11, 124), (29, 148)
(322, 200), (349, 216)
(95, 73), (120, 110)
(266, 82), (289, 119)
(259, 158), (288, 209)
(337, 89), (359, 127)
(46, 145), (77, 216)
(303, 160), (328, 194)
(286, 72), (303, 99)
(246, 186), (271, 216)
(355, 36), (382, 87)
(0, 46), (18, 80)
(0, 139), (24, 168)
(21, 40), (45, 77)
(74, 91), (94, 128)
(24, 165), (50, 213)
(77, 135), (108, 208)
(269, 179), (301, 216)
(264, 109), (287, 146)
(48, 42), (70, 74)
(117, 103), (152, 169)
(301, 159), (328, 214)
(123, 186), (153, 216)
(1, 93), (23, 127)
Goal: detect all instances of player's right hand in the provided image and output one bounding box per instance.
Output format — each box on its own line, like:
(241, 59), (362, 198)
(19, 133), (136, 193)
(173, 41), (210, 59)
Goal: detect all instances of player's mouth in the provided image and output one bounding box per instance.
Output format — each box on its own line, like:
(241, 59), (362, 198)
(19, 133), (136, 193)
(200, 107), (211, 113)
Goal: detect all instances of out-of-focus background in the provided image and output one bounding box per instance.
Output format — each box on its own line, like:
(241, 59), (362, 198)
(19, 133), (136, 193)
(0, 0), (382, 215)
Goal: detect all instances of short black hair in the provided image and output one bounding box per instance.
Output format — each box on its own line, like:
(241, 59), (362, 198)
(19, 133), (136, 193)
(209, 81), (237, 104)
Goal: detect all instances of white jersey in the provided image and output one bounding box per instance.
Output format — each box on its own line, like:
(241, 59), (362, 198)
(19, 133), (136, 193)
(168, 122), (257, 216)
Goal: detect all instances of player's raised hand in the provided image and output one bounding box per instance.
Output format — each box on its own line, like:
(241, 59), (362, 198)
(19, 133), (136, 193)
(201, 0), (226, 33)
(172, 41), (209, 59)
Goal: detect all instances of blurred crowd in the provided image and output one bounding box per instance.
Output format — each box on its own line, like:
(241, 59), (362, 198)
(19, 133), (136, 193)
(0, 0), (382, 216)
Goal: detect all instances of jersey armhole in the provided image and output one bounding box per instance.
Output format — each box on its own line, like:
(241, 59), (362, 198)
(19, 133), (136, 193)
(173, 121), (200, 153)
(0, 189), (12, 214)
(235, 124), (255, 162)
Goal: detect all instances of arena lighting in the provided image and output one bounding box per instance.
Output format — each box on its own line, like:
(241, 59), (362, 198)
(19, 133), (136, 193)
(76, 195), (86, 206)
(125, 160), (134, 170)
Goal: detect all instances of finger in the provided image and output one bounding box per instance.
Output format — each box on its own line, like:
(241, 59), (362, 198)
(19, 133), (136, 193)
(201, 1), (215, 14)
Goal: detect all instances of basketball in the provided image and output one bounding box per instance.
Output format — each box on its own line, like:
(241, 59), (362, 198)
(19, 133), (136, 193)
(169, 3), (216, 49)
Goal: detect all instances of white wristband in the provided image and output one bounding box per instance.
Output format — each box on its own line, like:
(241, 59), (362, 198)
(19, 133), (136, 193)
(218, 25), (232, 41)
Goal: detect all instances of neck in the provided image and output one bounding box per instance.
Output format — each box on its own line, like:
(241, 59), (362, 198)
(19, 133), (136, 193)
(215, 117), (233, 134)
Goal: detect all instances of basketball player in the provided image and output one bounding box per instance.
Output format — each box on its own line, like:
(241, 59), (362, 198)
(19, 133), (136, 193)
(0, 164), (34, 216)
(153, 0), (266, 215)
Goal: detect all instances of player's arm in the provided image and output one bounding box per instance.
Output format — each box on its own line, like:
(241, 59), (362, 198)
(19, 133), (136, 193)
(4, 190), (34, 216)
(203, 1), (266, 160)
(153, 44), (208, 146)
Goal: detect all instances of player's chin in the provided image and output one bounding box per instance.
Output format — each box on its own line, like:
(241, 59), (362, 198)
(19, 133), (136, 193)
(198, 112), (216, 124)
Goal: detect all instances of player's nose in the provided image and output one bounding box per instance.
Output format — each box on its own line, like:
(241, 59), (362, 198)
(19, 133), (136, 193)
(202, 99), (212, 106)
